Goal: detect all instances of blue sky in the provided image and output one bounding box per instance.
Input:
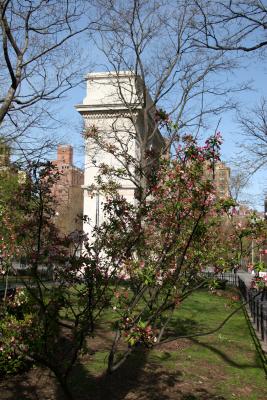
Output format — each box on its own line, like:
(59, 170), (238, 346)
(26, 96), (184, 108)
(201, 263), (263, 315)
(51, 48), (267, 211)
(218, 57), (267, 210)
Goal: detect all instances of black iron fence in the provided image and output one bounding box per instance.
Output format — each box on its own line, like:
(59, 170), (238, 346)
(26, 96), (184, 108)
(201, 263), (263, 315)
(203, 271), (267, 345)
(237, 277), (267, 345)
(203, 271), (239, 286)
(0, 269), (52, 301)
(1, 269), (267, 345)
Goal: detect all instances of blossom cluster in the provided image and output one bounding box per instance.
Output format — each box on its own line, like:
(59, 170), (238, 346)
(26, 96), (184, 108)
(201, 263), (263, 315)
(121, 317), (157, 347)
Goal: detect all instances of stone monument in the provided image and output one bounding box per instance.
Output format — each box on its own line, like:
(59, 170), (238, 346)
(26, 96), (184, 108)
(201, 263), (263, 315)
(76, 71), (165, 237)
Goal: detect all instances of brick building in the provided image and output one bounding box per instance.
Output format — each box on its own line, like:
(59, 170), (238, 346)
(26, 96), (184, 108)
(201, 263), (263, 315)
(0, 139), (26, 183)
(0, 139), (11, 168)
(205, 161), (230, 198)
(214, 162), (230, 198)
(51, 145), (84, 236)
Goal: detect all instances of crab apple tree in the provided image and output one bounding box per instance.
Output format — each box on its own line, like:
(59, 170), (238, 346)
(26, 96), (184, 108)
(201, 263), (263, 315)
(84, 130), (261, 373)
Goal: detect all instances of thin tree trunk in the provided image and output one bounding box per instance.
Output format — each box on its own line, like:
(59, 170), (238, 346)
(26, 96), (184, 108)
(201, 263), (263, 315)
(54, 370), (74, 400)
(3, 266), (10, 302)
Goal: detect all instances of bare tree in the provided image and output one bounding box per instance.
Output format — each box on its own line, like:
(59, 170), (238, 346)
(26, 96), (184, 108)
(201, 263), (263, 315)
(0, 0), (94, 155)
(92, 0), (240, 123)
(81, 0), (244, 200)
(237, 99), (267, 173)
(192, 0), (267, 53)
(187, 1), (267, 182)
(229, 168), (250, 202)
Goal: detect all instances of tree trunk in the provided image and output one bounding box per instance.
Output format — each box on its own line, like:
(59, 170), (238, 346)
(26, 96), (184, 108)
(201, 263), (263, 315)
(53, 370), (74, 400)
(3, 267), (10, 302)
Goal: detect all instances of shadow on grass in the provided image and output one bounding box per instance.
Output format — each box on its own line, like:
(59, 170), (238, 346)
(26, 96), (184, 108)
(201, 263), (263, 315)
(53, 315), (259, 399)
(66, 348), (152, 400)
(0, 378), (37, 400)
(181, 394), (225, 400)
(1, 314), (258, 400)
(0, 367), (58, 400)
(164, 315), (262, 371)
(63, 346), (227, 400)
(189, 337), (263, 370)
(165, 317), (201, 337)
(1, 339), (228, 400)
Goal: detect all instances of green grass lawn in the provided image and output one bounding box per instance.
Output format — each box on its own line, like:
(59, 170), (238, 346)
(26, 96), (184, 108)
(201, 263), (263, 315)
(0, 275), (33, 286)
(71, 288), (267, 400)
(0, 275), (51, 290)
(1, 287), (266, 400)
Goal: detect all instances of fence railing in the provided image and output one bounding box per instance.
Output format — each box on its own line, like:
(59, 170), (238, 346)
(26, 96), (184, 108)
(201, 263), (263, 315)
(203, 271), (238, 286)
(1, 269), (267, 345)
(204, 271), (267, 346)
(237, 277), (267, 345)
(0, 270), (52, 300)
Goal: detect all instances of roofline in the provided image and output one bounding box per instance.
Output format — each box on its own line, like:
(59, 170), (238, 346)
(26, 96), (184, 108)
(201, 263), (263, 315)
(85, 71), (139, 80)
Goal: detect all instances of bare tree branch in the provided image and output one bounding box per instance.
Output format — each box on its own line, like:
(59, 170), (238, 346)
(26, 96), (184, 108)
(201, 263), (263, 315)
(0, 0), (95, 156)
(193, 0), (267, 53)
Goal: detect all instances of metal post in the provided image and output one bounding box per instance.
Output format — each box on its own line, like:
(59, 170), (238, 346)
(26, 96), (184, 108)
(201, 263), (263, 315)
(96, 192), (100, 227)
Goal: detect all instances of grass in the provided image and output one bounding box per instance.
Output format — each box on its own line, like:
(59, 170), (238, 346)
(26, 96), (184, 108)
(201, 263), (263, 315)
(0, 275), (53, 292)
(0, 275), (36, 290)
(73, 288), (267, 400)
(1, 287), (266, 399)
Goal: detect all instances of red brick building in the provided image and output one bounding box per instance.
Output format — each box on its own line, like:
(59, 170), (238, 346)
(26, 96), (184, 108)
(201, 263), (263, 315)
(204, 161), (230, 199)
(51, 145), (84, 236)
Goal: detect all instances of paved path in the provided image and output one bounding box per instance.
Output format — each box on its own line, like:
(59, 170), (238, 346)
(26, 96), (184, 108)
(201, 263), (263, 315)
(237, 271), (253, 288)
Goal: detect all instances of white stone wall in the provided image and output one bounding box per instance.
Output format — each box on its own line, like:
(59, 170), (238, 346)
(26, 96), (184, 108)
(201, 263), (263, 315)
(83, 116), (137, 232)
(76, 71), (164, 238)
(84, 115), (137, 188)
(83, 72), (141, 109)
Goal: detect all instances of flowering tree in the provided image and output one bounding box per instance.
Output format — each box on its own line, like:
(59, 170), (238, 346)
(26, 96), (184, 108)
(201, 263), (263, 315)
(0, 167), (27, 298)
(0, 162), (115, 399)
(84, 130), (266, 373)
(1, 132), (266, 399)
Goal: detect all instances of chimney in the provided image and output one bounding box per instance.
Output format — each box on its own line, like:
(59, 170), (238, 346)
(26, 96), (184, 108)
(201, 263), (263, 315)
(57, 145), (73, 165)
(0, 140), (11, 166)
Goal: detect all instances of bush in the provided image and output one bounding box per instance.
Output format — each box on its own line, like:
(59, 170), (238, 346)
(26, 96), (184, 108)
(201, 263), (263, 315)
(209, 279), (227, 291)
(0, 289), (35, 376)
(0, 313), (33, 375)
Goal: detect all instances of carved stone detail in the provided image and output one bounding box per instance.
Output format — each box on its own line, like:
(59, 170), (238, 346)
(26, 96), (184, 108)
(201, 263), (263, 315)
(83, 111), (138, 120)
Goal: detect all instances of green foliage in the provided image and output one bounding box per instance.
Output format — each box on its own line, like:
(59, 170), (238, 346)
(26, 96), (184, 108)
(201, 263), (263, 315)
(0, 299), (34, 376)
(0, 286), (71, 377)
(253, 261), (266, 272)
(208, 278), (227, 291)
(1, 131), (267, 393)
(82, 290), (266, 400)
(84, 131), (267, 373)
